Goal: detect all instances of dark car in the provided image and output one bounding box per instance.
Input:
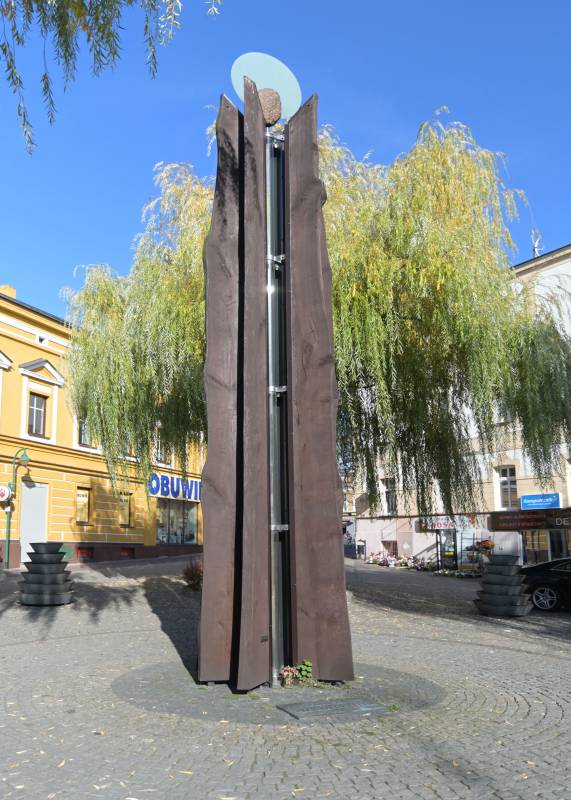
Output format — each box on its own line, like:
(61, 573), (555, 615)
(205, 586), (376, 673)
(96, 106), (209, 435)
(521, 558), (571, 611)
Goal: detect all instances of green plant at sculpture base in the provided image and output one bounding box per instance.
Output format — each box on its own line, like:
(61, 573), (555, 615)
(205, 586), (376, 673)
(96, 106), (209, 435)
(279, 661), (316, 688)
(296, 660), (314, 684)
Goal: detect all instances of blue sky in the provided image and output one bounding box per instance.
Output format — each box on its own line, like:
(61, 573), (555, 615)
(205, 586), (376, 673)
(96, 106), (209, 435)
(1, 0), (570, 317)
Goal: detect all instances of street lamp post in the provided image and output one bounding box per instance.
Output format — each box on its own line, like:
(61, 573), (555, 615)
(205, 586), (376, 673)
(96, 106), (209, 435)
(2, 448), (29, 571)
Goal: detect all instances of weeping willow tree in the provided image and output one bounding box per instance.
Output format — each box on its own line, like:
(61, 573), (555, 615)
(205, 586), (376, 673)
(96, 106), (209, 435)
(2, 0), (223, 150)
(65, 163), (211, 482)
(65, 113), (571, 516)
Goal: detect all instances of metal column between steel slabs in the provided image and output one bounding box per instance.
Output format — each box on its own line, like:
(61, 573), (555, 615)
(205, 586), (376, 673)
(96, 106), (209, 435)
(285, 96), (354, 682)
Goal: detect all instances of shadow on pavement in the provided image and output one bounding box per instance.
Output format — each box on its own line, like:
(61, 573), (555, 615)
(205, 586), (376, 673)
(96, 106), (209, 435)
(346, 562), (571, 647)
(0, 558), (201, 651)
(141, 576), (201, 682)
(0, 579), (141, 640)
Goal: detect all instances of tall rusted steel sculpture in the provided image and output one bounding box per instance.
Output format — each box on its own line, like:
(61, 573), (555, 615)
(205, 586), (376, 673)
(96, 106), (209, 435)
(199, 61), (354, 691)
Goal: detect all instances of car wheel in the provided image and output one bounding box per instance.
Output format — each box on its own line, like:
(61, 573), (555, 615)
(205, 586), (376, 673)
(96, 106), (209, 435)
(531, 585), (562, 612)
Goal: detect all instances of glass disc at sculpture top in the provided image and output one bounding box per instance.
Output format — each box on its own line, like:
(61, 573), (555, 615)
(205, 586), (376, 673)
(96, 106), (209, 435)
(231, 53), (302, 120)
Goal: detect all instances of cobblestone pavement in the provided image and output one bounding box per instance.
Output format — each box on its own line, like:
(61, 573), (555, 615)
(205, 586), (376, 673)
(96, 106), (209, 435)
(1, 558), (571, 800)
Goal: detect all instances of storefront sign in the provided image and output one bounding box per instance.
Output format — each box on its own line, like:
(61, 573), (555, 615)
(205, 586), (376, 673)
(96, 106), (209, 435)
(418, 515), (456, 531)
(0, 485), (12, 503)
(490, 508), (571, 531)
(548, 513), (571, 529)
(148, 472), (201, 502)
(521, 493), (561, 510)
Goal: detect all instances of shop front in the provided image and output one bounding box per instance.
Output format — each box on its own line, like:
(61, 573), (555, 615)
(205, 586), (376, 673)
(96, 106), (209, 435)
(148, 472), (202, 547)
(489, 509), (571, 564)
(419, 515), (490, 571)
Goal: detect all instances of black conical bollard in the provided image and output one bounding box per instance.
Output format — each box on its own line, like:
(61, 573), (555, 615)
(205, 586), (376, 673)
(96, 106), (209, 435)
(20, 543), (73, 606)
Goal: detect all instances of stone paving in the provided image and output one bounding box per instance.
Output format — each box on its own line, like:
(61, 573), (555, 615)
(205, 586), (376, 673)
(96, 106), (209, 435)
(1, 558), (570, 800)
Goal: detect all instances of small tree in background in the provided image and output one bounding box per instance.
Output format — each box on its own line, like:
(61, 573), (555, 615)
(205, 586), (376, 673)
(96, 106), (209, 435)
(65, 113), (571, 517)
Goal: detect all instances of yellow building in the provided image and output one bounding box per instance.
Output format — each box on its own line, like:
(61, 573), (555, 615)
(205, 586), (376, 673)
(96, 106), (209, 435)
(0, 286), (203, 568)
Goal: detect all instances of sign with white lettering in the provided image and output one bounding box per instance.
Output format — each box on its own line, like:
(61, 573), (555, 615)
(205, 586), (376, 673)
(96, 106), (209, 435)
(148, 473), (201, 502)
(521, 493), (561, 510)
(490, 508), (571, 531)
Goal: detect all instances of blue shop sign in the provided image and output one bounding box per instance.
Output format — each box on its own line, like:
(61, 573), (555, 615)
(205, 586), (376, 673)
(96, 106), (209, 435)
(148, 472), (201, 502)
(520, 493), (561, 510)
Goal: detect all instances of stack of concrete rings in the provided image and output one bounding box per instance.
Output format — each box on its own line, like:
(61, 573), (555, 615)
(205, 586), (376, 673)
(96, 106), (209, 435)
(475, 553), (532, 616)
(20, 542), (73, 606)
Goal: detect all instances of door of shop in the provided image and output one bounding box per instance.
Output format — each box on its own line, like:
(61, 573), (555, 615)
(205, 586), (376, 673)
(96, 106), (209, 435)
(19, 481), (48, 563)
(435, 530), (457, 570)
(549, 529), (570, 559)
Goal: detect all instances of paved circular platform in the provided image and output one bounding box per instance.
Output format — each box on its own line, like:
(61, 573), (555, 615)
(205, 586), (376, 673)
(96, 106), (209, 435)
(0, 562), (570, 799)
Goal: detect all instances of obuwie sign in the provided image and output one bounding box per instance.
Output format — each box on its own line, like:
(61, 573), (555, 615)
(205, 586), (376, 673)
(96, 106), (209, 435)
(148, 472), (201, 502)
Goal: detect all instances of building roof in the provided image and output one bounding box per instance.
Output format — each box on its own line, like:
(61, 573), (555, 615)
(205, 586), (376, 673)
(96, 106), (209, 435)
(0, 291), (67, 327)
(513, 242), (571, 277)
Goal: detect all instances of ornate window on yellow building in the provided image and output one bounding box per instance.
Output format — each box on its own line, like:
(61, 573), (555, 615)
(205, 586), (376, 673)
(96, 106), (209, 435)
(28, 392), (47, 436)
(78, 419), (92, 448)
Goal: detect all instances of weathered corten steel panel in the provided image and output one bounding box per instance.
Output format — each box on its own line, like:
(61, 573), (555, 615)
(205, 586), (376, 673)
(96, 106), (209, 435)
(285, 96), (354, 682)
(199, 96), (241, 683)
(236, 79), (271, 690)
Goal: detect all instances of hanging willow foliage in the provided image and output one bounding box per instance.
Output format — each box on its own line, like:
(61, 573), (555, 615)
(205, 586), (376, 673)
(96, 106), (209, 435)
(2, 0), (222, 150)
(65, 114), (571, 515)
(65, 162), (211, 483)
(321, 118), (571, 514)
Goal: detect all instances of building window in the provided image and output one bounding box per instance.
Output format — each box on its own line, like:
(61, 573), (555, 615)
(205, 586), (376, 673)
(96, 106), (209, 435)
(522, 530), (548, 565)
(28, 393), (46, 436)
(76, 487), (91, 524)
(119, 494), (132, 528)
(78, 419), (92, 448)
(384, 478), (397, 516)
(153, 428), (168, 464)
(157, 499), (197, 544)
(499, 466), (518, 510)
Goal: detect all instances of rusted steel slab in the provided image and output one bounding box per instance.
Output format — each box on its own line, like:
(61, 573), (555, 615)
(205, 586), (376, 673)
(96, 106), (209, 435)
(199, 96), (241, 683)
(285, 96), (354, 682)
(236, 79), (271, 690)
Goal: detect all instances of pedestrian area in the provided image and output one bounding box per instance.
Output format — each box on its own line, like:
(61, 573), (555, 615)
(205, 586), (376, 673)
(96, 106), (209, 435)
(1, 558), (570, 800)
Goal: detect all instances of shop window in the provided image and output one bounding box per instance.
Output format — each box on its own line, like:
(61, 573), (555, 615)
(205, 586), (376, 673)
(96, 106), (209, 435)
(28, 392), (47, 436)
(76, 487), (91, 524)
(498, 466), (518, 510)
(119, 494), (132, 528)
(384, 478), (397, 517)
(157, 498), (197, 544)
(78, 419), (93, 448)
(153, 427), (172, 466)
(77, 546), (94, 561)
(522, 530), (549, 564)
